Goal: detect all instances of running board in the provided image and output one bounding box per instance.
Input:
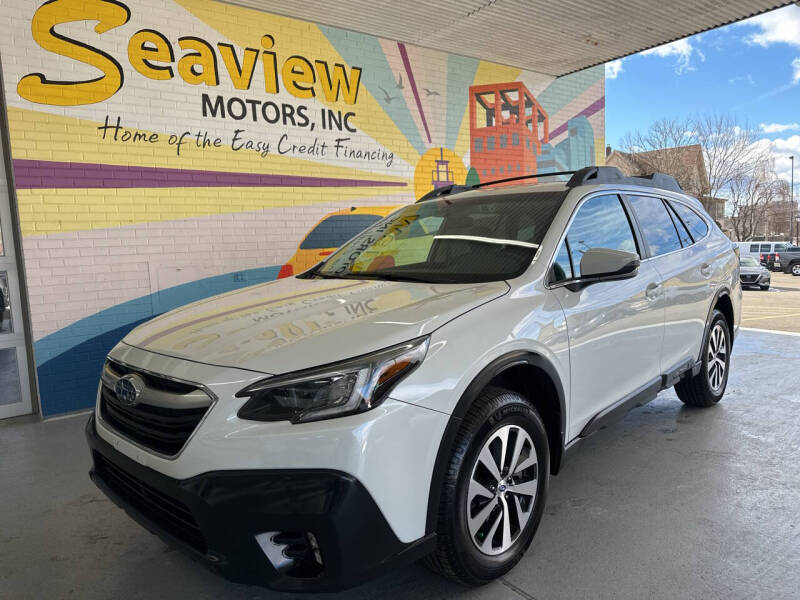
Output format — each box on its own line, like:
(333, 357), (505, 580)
(578, 359), (701, 438)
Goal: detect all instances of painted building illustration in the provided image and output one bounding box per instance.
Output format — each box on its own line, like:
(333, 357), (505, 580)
(468, 82), (550, 179)
(0, 0), (605, 416)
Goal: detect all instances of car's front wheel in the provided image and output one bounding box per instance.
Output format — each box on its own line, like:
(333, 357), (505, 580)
(675, 309), (730, 407)
(792, 263), (800, 276)
(425, 387), (549, 585)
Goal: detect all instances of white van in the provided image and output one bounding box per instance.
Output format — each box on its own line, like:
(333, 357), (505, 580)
(736, 241), (789, 268)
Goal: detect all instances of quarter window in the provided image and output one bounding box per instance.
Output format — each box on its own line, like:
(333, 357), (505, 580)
(670, 202), (709, 240)
(627, 196), (682, 256)
(563, 194), (637, 279)
(760, 244), (771, 253)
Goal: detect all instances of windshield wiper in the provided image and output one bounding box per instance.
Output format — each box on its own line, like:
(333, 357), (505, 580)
(354, 272), (461, 284)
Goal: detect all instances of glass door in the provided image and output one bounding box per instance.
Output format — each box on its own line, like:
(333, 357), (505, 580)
(0, 132), (32, 419)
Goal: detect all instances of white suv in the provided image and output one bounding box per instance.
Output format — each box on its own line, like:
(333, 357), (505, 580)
(86, 166), (741, 592)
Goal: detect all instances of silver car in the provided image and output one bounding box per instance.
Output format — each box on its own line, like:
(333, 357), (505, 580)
(739, 256), (770, 290)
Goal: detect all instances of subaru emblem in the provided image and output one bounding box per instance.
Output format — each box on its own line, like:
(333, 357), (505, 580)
(114, 374), (143, 407)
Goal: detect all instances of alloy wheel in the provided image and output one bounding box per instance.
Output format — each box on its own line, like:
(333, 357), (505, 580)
(466, 424), (538, 556)
(793, 264), (800, 276)
(706, 323), (727, 392)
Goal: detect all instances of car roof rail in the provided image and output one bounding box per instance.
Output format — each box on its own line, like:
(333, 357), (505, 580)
(415, 170), (579, 203)
(567, 166), (683, 193)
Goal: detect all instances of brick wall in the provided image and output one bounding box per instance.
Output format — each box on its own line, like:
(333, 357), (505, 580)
(0, 0), (604, 415)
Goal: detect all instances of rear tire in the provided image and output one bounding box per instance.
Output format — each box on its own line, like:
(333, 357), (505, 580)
(425, 387), (549, 585)
(760, 284), (770, 291)
(792, 263), (800, 276)
(675, 309), (730, 408)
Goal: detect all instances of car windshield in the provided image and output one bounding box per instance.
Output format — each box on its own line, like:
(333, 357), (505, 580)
(314, 190), (567, 283)
(740, 257), (758, 266)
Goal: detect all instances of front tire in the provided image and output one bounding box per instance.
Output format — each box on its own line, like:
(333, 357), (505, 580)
(675, 309), (730, 407)
(760, 284), (770, 291)
(425, 387), (549, 585)
(792, 263), (800, 276)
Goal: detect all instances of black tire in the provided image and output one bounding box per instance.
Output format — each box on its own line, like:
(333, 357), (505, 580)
(791, 263), (800, 276)
(760, 284), (770, 291)
(675, 309), (730, 407)
(424, 387), (549, 585)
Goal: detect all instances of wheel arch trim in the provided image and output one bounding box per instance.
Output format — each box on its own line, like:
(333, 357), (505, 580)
(424, 351), (566, 535)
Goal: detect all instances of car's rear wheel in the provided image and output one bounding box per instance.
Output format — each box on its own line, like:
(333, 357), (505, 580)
(425, 387), (549, 585)
(675, 309), (730, 408)
(792, 263), (800, 276)
(760, 284), (770, 290)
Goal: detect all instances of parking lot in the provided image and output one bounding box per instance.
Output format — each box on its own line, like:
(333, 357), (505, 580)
(741, 272), (800, 334)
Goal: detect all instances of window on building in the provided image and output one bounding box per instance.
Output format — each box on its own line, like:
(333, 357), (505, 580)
(499, 166), (504, 174)
(517, 164), (521, 172)
(487, 136), (495, 151)
(627, 196), (682, 256)
(474, 137), (483, 153)
(500, 135), (507, 148)
(512, 133), (519, 146)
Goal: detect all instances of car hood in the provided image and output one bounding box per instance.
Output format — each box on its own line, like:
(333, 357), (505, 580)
(122, 276), (509, 374)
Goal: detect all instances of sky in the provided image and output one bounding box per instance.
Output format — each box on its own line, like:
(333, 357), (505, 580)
(605, 4), (800, 185)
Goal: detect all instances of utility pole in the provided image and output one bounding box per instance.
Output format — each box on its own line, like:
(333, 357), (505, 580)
(791, 155), (796, 244)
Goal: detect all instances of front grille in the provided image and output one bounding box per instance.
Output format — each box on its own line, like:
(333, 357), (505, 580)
(99, 361), (212, 457)
(740, 274), (758, 283)
(94, 453), (208, 554)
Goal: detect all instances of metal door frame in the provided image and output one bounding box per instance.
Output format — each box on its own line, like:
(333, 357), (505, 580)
(0, 53), (40, 418)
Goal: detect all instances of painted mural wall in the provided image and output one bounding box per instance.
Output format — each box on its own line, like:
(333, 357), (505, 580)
(0, 0), (605, 415)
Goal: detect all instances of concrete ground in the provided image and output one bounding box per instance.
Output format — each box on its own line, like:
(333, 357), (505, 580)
(1, 330), (799, 600)
(741, 271), (800, 334)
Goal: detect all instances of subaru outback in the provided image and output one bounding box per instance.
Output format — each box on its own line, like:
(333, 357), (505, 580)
(86, 166), (741, 592)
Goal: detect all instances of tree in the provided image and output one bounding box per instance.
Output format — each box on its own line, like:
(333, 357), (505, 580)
(727, 160), (782, 242)
(618, 114), (777, 238)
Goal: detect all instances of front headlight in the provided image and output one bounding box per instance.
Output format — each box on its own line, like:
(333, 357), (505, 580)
(236, 336), (429, 423)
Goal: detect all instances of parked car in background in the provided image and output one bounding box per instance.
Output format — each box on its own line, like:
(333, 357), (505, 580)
(779, 245), (800, 276)
(738, 256), (771, 290)
(278, 206), (399, 278)
(86, 166), (741, 592)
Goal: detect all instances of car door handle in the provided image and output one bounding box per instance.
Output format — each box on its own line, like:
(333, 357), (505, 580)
(645, 282), (662, 300)
(700, 263), (712, 277)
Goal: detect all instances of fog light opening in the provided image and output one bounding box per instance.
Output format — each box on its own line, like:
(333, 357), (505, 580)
(255, 530), (324, 578)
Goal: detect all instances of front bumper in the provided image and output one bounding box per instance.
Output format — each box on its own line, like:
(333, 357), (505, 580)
(739, 273), (770, 286)
(86, 415), (434, 592)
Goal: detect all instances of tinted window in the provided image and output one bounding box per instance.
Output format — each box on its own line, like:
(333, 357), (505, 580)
(565, 194), (637, 278)
(775, 244), (788, 252)
(740, 257), (758, 266)
(670, 202), (709, 241)
(749, 244), (759, 253)
(300, 214), (383, 249)
(760, 244), (771, 253)
(628, 196), (682, 256)
(666, 203), (693, 246)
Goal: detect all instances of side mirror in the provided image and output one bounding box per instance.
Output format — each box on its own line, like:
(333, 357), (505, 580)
(578, 248), (640, 281)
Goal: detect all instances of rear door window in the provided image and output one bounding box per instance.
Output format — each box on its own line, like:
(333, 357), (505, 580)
(627, 196), (682, 256)
(666, 203), (693, 247)
(749, 244), (759, 253)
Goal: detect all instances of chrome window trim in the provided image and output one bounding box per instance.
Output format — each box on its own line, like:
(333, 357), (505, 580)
(96, 357), (218, 461)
